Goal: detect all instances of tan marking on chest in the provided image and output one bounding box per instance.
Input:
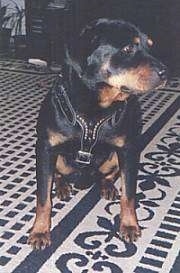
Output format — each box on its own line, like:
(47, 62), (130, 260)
(48, 129), (68, 147)
(99, 152), (119, 173)
(56, 155), (74, 175)
(110, 136), (126, 148)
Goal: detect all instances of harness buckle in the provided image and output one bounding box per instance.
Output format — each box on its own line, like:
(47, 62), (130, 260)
(75, 150), (93, 165)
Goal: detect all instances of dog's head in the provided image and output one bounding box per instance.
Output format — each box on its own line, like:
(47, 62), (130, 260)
(66, 18), (167, 107)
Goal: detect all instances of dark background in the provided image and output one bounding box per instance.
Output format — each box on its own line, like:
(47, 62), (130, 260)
(25, 0), (180, 75)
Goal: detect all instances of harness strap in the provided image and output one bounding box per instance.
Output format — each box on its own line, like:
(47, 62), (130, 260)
(54, 76), (127, 165)
(76, 114), (113, 165)
(54, 79), (77, 126)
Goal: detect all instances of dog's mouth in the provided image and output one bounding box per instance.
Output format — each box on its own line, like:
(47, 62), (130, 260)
(120, 81), (167, 93)
(96, 79), (167, 108)
(97, 79), (167, 95)
(96, 82), (130, 107)
(97, 82), (126, 92)
(96, 82), (135, 95)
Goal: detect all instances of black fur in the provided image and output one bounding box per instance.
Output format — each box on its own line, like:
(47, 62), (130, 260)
(28, 18), (167, 249)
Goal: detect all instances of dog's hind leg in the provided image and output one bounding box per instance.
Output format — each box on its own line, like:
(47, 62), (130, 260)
(55, 155), (73, 200)
(55, 172), (72, 200)
(99, 152), (119, 200)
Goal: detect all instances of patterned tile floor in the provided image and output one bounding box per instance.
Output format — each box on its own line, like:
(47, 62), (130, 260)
(0, 62), (179, 273)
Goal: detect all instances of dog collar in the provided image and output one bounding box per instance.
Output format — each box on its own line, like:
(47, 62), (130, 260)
(54, 77), (127, 165)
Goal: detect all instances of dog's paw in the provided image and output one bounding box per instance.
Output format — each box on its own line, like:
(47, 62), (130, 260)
(28, 232), (51, 250)
(56, 181), (72, 200)
(119, 224), (141, 243)
(100, 182), (119, 200)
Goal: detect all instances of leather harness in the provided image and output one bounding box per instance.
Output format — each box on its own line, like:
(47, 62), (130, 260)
(54, 75), (127, 165)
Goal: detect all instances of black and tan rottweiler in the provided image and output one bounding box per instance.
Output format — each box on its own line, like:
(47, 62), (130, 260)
(28, 19), (167, 249)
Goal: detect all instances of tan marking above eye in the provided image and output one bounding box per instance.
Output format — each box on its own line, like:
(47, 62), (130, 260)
(48, 129), (68, 147)
(133, 37), (140, 45)
(147, 38), (153, 47)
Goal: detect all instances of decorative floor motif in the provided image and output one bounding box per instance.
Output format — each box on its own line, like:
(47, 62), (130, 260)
(0, 67), (179, 273)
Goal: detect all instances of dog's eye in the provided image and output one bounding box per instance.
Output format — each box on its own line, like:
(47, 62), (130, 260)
(121, 45), (135, 55)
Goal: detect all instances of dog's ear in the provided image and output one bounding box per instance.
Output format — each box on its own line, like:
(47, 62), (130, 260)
(79, 18), (109, 45)
(75, 20), (101, 61)
(64, 20), (98, 60)
(79, 20), (99, 45)
(78, 18), (111, 60)
(80, 23), (94, 38)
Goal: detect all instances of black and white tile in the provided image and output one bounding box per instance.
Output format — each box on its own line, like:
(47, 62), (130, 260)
(0, 65), (179, 273)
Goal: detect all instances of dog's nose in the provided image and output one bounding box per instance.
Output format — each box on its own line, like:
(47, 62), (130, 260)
(158, 67), (167, 81)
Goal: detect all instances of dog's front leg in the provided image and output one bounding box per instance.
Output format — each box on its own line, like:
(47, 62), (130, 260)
(28, 139), (56, 249)
(117, 144), (141, 242)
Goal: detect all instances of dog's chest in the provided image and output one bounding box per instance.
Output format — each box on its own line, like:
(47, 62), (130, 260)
(54, 112), (124, 166)
(59, 113), (116, 145)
